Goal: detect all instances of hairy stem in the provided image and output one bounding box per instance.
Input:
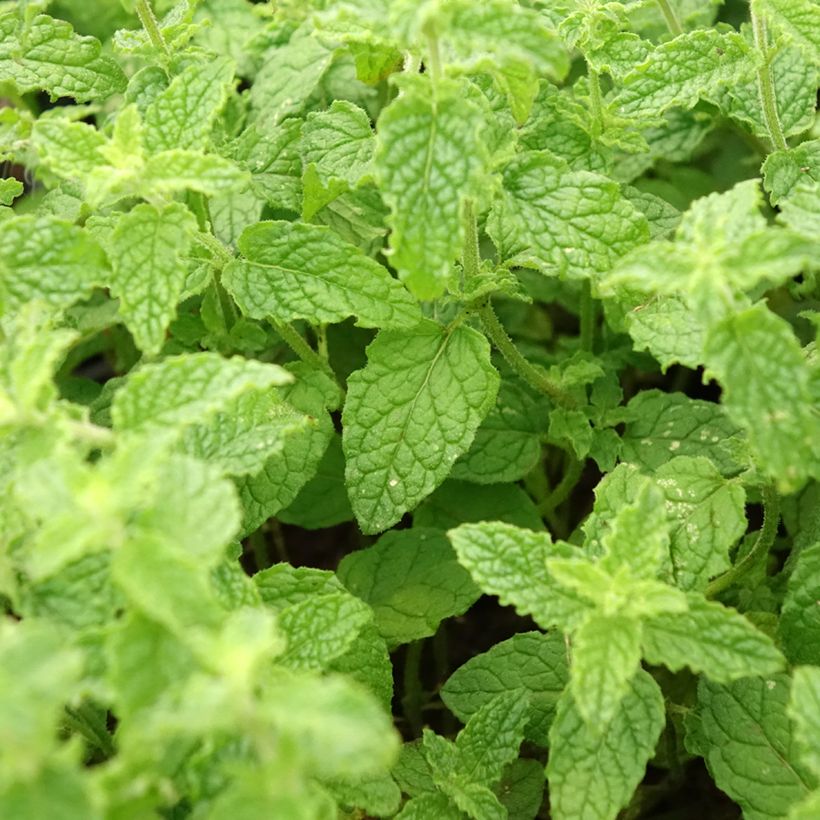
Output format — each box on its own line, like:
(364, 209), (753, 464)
(655, 0), (684, 36)
(270, 319), (336, 381)
(706, 485), (780, 598)
(135, 0), (170, 59)
(478, 302), (576, 407)
(751, 9), (788, 152)
(579, 280), (595, 352)
(538, 453), (582, 520)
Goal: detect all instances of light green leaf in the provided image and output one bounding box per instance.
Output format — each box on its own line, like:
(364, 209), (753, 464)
(703, 303), (820, 492)
(621, 390), (747, 476)
(343, 321), (499, 533)
(624, 294), (707, 370)
(778, 182), (820, 238)
(0, 13), (126, 101)
(329, 622), (394, 711)
(0, 619), (83, 778)
(32, 117), (108, 182)
(0, 216), (109, 315)
(547, 669), (665, 820)
(790, 666), (820, 776)
(107, 202), (197, 355)
(456, 690), (529, 786)
(643, 593), (784, 681)
(0, 177), (22, 206)
(755, 0), (820, 63)
(599, 475), (668, 580)
(688, 675), (816, 820)
(487, 151), (648, 280)
(222, 220), (420, 329)
(250, 33), (334, 127)
(181, 388), (307, 477)
(141, 149), (250, 197)
(278, 592), (373, 671)
(442, 632), (569, 746)
(448, 521), (592, 630)
(615, 30), (754, 119)
(571, 614), (643, 731)
(375, 75), (489, 299)
(324, 773), (401, 818)
(301, 99), (374, 210)
(337, 528), (480, 647)
(111, 352), (292, 434)
(142, 57), (235, 154)
(231, 118), (303, 212)
(654, 456), (747, 591)
(779, 541), (820, 665)
(762, 139), (820, 204)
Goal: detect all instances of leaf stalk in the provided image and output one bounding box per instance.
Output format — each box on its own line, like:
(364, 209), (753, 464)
(655, 0), (684, 37)
(135, 0), (170, 60)
(751, 8), (788, 152)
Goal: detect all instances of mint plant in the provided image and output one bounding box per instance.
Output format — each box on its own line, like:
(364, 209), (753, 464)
(0, 0), (819, 817)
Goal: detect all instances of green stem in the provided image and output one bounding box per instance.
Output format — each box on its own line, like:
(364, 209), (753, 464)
(64, 419), (115, 450)
(579, 280), (595, 352)
(64, 703), (116, 759)
(538, 454), (582, 519)
(402, 641), (425, 738)
(706, 485), (780, 598)
(270, 319), (337, 382)
(135, 0), (170, 59)
(461, 199), (481, 284)
(478, 302), (576, 407)
(194, 231), (233, 269)
(751, 9), (788, 152)
(655, 0), (684, 36)
(587, 65), (604, 136)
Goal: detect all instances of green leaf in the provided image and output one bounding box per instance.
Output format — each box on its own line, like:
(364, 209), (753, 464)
(643, 594), (784, 681)
(615, 30), (754, 119)
(442, 631), (569, 746)
(111, 352), (292, 434)
(762, 139), (820, 204)
(547, 669), (665, 820)
(337, 528), (480, 647)
(343, 321), (499, 533)
(451, 379), (548, 485)
(487, 151), (648, 280)
(779, 541), (820, 665)
(496, 759), (545, 820)
(703, 303), (820, 492)
(654, 456), (747, 591)
(0, 13), (126, 101)
(107, 202), (197, 355)
(571, 614), (643, 731)
(755, 0), (820, 63)
(142, 57), (235, 154)
(236, 366), (334, 534)
(620, 390), (748, 476)
(456, 690), (530, 786)
(448, 521), (592, 630)
(250, 32), (334, 127)
(688, 675), (817, 819)
(140, 149), (250, 197)
(375, 75), (489, 299)
(279, 434), (355, 530)
(222, 220), (421, 329)
(790, 666), (820, 776)
(278, 591), (373, 671)
(0, 216), (109, 316)
(414, 480), (545, 532)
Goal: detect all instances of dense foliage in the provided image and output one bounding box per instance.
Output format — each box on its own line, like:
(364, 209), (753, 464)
(1, 0), (819, 817)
